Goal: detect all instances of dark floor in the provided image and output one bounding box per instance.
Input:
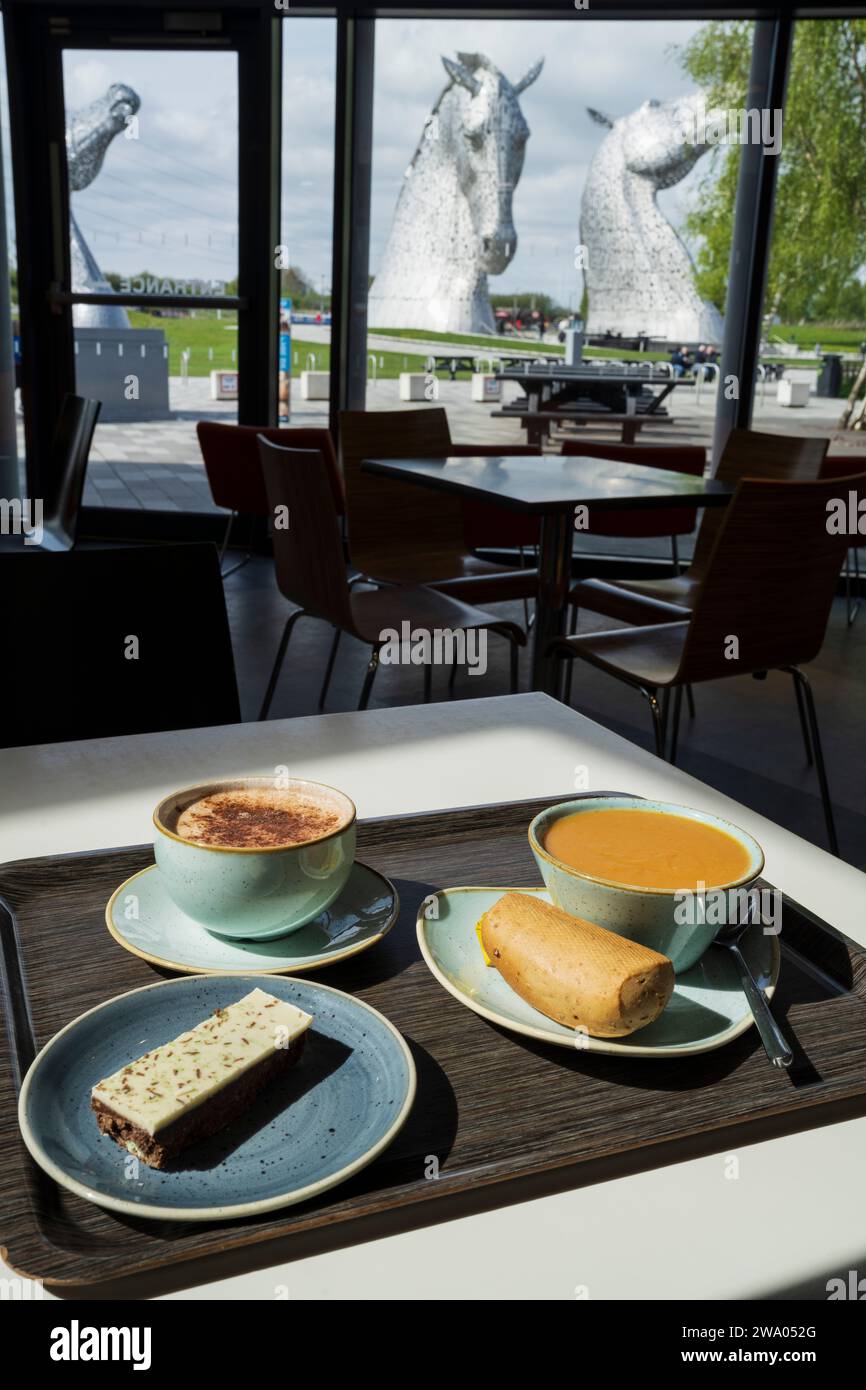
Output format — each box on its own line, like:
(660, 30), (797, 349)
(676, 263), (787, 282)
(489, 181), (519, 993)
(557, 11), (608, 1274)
(224, 553), (866, 871)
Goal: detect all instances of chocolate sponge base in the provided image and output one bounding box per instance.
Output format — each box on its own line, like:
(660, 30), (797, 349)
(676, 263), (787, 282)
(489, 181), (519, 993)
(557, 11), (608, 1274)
(92, 1032), (306, 1169)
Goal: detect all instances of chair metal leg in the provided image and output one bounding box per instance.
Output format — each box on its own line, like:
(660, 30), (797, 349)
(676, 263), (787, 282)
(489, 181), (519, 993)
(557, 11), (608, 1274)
(660, 687), (671, 749)
(259, 608), (304, 720)
(669, 685), (683, 765)
(358, 645), (381, 711)
(791, 669), (813, 766)
(319, 627), (342, 711)
(787, 667), (839, 856)
(218, 510), (236, 570)
(519, 545), (530, 629)
(561, 606), (578, 705)
(638, 686), (665, 758)
(219, 510), (255, 579)
(509, 634), (519, 694)
(671, 534), (681, 575)
(847, 546), (861, 626)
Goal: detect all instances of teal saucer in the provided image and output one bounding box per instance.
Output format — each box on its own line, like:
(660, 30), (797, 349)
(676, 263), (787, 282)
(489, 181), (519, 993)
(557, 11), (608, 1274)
(417, 885), (780, 1057)
(107, 861), (398, 975)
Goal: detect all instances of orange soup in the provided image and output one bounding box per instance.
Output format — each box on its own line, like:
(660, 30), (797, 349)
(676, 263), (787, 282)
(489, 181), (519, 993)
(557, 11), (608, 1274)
(543, 808), (752, 891)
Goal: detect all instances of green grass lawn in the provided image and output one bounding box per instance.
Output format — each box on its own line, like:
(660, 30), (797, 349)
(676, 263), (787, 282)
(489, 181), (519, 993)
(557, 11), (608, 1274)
(127, 309), (866, 378)
(764, 325), (866, 354)
(129, 310), (428, 378)
(373, 326), (566, 355)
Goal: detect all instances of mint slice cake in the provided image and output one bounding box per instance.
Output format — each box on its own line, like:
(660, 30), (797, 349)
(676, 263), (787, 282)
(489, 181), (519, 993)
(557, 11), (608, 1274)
(91, 988), (313, 1169)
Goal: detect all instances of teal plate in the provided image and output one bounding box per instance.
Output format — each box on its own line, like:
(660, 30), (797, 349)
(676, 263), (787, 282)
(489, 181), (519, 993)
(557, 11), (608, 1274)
(18, 974), (415, 1222)
(106, 861), (398, 975)
(417, 886), (780, 1057)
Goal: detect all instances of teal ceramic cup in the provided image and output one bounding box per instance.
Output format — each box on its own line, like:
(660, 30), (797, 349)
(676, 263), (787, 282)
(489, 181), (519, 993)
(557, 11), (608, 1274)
(153, 777), (357, 941)
(528, 796), (764, 973)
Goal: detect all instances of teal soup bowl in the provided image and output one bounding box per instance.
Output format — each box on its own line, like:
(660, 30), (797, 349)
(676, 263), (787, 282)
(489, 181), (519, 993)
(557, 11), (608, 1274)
(153, 777), (357, 940)
(528, 796), (764, 973)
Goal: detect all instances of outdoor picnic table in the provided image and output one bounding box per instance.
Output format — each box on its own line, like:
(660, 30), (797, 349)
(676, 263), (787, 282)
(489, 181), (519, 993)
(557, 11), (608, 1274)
(496, 363), (695, 417)
(424, 353), (480, 380)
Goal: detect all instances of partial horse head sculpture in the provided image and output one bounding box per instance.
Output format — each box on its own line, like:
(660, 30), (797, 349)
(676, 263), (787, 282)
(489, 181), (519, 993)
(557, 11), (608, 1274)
(368, 53), (543, 335)
(66, 83), (141, 328)
(67, 83), (140, 190)
(580, 93), (725, 344)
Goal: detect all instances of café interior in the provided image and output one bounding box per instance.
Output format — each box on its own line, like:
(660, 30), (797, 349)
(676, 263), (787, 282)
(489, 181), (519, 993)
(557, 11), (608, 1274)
(2, 0), (866, 1306)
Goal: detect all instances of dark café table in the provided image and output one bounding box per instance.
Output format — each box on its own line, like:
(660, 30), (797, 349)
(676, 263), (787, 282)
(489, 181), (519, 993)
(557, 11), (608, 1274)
(361, 454), (732, 695)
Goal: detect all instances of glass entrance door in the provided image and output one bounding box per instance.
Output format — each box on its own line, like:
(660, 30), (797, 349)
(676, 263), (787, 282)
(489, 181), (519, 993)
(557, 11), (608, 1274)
(61, 45), (240, 515)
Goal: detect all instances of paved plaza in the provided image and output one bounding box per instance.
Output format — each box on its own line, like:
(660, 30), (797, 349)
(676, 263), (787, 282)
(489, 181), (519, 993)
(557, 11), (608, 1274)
(16, 357), (861, 515)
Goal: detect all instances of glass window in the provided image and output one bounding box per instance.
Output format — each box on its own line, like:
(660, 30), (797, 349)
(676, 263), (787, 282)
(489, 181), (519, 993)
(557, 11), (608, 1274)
(748, 20), (866, 469)
(0, 13), (21, 501)
(279, 17), (336, 429)
(363, 15), (746, 567)
(62, 48), (239, 512)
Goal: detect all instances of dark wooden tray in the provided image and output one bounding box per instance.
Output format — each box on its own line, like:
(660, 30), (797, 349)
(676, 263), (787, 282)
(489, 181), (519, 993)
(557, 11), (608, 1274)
(3, 795), (866, 1292)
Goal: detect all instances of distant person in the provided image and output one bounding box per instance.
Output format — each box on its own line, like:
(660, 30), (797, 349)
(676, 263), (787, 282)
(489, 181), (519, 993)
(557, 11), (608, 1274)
(695, 344), (707, 365)
(497, 316), (506, 335)
(704, 344), (718, 364)
(671, 345), (692, 378)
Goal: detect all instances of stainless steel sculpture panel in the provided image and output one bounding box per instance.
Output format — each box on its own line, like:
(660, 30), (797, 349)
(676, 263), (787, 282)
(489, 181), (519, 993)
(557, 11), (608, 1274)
(66, 83), (141, 328)
(580, 94), (724, 344)
(368, 53), (542, 336)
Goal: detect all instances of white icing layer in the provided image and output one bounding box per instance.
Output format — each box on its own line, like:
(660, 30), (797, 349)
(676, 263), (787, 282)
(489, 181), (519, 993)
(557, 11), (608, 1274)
(91, 988), (313, 1134)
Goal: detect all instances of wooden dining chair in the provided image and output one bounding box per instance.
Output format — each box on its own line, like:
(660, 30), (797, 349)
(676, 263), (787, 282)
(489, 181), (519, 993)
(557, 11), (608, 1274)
(448, 442), (543, 633)
(568, 429), (829, 627)
(197, 422), (343, 576)
(4, 543), (240, 746)
(257, 437), (526, 718)
(338, 408), (537, 603)
(549, 471), (866, 855)
(820, 455), (864, 626)
(449, 443), (543, 553)
(560, 440), (706, 571)
(0, 394), (101, 553)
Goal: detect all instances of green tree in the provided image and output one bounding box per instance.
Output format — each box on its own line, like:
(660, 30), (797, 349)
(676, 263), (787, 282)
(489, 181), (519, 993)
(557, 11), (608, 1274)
(679, 19), (866, 323)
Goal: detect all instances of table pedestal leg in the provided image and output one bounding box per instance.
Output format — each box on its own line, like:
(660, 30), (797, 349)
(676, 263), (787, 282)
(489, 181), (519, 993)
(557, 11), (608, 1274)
(531, 511), (573, 695)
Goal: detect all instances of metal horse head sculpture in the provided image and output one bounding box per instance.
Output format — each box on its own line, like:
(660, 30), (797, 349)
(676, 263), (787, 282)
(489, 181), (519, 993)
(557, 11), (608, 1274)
(66, 83), (141, 328)
(580, 93), (725, 344)
(368, 53), (543, 335)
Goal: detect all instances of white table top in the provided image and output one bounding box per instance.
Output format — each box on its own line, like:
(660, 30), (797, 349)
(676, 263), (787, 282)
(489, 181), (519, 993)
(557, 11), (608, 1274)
(2, 693), (865, 1299)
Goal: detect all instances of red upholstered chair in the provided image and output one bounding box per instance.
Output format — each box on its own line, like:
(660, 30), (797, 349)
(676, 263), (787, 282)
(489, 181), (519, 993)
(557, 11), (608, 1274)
(559, 440), (706, 569)
(820, 455), (864, 625)
(196, 422), (343, 576)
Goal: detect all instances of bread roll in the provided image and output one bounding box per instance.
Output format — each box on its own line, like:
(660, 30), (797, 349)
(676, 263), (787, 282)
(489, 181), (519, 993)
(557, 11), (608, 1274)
(480, 893), (674, 1037)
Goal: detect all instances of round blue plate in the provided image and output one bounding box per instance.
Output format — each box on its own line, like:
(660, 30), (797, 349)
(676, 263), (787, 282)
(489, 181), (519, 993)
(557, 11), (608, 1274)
(19, 974), (416, 1222)
(106, 861), (398, 975)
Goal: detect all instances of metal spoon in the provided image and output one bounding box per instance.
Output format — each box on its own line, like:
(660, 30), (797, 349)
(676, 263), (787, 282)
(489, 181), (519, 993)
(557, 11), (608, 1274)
(715, 919), (792, 1068)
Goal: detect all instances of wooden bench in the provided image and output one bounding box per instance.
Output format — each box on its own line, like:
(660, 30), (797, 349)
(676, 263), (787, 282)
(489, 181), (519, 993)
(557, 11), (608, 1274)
(490, 409), (680, 448)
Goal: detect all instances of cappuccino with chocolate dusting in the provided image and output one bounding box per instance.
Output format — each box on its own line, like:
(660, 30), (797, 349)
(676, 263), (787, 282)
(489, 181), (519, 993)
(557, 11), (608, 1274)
(176, 788), (346, 849)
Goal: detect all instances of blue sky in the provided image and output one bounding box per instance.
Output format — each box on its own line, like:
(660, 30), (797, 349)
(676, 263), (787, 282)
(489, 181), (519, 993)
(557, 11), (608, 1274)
(2, 16), (730, 306)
